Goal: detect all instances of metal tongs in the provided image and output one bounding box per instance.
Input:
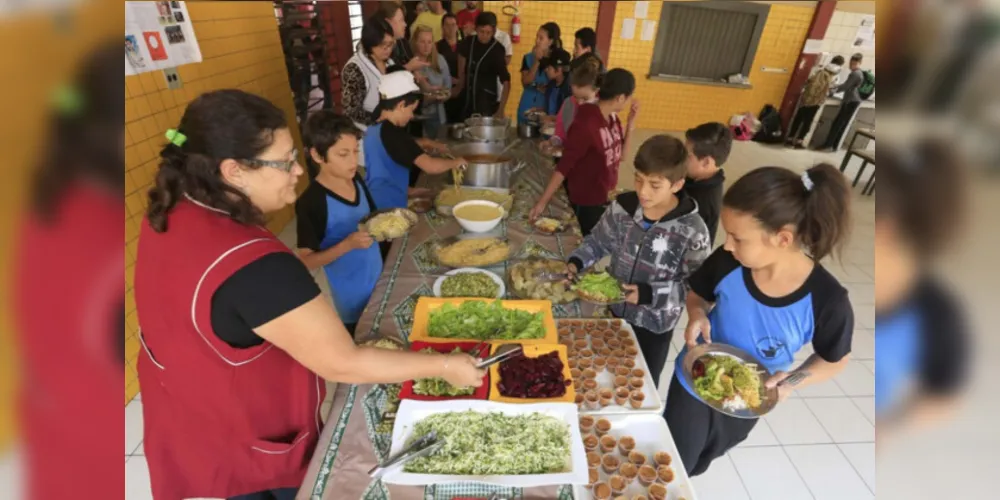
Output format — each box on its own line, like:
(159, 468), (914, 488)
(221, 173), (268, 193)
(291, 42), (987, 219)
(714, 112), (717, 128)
(368, 431), (445, 479)
(475, 343), (523, 369)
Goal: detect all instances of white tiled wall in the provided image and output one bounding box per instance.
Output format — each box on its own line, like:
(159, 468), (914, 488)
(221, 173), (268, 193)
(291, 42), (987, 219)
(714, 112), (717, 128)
(821, 10), (876, 82)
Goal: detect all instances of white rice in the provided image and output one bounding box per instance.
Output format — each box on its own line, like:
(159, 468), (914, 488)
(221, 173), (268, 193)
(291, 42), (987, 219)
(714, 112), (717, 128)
(722, 394), (748, 412)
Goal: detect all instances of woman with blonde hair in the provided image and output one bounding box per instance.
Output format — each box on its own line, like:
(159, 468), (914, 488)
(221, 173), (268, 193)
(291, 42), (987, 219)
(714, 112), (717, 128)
(411, 24), (452, 139)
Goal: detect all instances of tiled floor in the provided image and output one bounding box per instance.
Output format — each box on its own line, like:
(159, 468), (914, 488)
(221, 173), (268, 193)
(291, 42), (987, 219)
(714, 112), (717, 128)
(124, 132), (876, 499)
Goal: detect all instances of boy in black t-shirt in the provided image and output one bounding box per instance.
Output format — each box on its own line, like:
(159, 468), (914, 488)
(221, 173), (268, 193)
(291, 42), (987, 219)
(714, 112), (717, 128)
(683, 122), (733, 245)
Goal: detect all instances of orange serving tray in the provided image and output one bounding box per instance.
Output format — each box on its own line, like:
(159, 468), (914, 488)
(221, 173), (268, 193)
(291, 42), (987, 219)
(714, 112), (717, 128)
(489, 344), (576, 404)
(407, 297), (558, 345)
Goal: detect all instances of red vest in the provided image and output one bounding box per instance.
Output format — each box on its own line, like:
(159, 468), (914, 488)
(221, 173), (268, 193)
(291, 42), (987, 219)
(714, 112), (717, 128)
(135, 199), (324, 499)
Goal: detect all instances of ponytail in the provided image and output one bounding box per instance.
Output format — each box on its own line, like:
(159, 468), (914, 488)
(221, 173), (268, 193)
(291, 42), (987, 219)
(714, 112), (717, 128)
(541, 22), (562, 50)
(723, 164), (851, 261)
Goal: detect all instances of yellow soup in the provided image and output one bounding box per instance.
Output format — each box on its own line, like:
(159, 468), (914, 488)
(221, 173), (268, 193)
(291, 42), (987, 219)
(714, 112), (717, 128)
(455, 204), (502, 221)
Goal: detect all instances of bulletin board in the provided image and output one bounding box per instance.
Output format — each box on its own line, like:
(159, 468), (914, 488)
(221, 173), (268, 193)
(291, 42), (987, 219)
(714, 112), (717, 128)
(124, 1), (202, 75)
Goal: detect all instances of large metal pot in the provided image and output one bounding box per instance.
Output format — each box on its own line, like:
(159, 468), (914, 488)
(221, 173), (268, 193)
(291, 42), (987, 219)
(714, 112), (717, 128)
(463, 124), (509, 143)
(450, 142), (526, 189)
(518, 122), (540, 139)
(465, 114), (510, 128)
(445, 123), (466, 140)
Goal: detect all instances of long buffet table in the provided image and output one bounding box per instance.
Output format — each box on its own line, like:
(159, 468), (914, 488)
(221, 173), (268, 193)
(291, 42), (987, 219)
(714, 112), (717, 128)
(296, 139), (654, 500)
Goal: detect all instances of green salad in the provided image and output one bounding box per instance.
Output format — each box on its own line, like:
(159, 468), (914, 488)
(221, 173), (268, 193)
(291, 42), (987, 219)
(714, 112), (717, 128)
(693, 355), (762, 410)
(574, 272), (623, 302)
(440, 272), (500, 298)
(403, 411), (571, 475)
(413, 348), (477, 397)
(428, 300), (545, 340)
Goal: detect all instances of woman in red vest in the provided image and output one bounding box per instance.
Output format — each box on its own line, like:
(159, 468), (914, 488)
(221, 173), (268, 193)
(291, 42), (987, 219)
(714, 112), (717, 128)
(134, 90), (485, 500)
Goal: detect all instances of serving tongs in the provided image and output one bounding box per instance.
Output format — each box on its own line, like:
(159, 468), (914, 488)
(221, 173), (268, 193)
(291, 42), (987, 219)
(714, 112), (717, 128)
(368, 431), (445, 479)
(475, 343), (523, 369)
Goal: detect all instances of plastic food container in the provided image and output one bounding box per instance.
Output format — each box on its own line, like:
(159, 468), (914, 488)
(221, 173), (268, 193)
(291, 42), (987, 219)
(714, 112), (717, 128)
(489, 344), (576, 404)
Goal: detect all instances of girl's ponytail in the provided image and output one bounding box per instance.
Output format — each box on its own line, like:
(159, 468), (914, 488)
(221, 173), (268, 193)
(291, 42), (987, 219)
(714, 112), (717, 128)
(723, 163), (852, 261)
(541, 22), (562, 50)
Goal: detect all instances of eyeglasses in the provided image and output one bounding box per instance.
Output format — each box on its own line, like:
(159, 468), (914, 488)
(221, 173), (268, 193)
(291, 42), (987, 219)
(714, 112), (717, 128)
(239, 149), (300, 172)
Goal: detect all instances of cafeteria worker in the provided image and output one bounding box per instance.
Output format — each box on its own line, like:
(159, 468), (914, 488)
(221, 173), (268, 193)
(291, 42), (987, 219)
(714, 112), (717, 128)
(134, 89), (485, 500)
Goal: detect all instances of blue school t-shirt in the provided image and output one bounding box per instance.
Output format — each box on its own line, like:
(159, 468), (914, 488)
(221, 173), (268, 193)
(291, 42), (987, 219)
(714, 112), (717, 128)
(674, 248), (854, 399)
(295, 176), (383, 324)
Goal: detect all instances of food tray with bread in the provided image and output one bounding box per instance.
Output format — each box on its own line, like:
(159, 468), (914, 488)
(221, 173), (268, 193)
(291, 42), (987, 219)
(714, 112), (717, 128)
(431, 232), (512, 269)
(408, 297), (558, 345)
(398, 341), (492, 402)
(557, 319), (663, 414)
(573, 413), (698, 500)
(488, 344), (576, 404)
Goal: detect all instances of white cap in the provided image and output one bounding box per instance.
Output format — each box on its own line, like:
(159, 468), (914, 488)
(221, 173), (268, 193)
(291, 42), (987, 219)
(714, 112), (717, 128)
(378, 71), (421, 100)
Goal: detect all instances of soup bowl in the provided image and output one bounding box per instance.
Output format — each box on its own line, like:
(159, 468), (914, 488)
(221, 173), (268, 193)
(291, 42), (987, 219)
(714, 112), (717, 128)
(452, 200), (504, 233)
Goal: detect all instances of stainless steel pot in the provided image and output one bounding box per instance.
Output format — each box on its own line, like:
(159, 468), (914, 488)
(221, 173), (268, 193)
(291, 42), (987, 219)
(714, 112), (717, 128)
(450, 142), (526, 189)
(518, 122), (540, 139)
(463, 124), (509, 143)
(445, 123), (466, 140)
(465, 114), (510, 128)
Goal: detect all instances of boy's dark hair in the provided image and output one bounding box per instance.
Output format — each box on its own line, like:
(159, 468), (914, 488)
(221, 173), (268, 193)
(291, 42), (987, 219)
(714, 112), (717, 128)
(597, 68), (635, 101)
(575, 27), (597, 51)
(634, 135), (689, 183)
(685, 122), (733, 167)
(831, 55), (845, 66)
(850, 53), (863, 63)
(441, 12), (457, 26)
(303, 111), (361, 176)
(476, 11), (497, 28)
(570, 59), (601, 87)
(540, 48), (571, 73)
(361, 15), (393, 55)
(723, 164), (851, 261)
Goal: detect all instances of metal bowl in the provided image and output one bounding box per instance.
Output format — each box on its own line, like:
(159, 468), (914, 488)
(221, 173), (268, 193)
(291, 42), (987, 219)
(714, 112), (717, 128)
(680, 343), (780, 419)
(465, 114), (510, 128)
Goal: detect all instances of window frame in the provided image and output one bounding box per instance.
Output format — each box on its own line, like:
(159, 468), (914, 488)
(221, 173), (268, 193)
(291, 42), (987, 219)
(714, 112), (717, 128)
(649, 2), (771, 86)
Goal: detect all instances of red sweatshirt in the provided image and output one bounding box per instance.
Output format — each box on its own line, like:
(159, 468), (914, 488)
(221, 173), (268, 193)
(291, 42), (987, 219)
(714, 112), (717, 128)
(557, 103), (624, 206)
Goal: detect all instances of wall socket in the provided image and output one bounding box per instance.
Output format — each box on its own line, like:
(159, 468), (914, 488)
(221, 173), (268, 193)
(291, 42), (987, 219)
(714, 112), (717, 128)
(163, 68), (183, 90)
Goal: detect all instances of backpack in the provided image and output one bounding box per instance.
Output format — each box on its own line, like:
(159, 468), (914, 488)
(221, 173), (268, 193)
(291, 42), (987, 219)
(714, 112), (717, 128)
(859, 70), (875, 100)
(752, 104), (785, 144)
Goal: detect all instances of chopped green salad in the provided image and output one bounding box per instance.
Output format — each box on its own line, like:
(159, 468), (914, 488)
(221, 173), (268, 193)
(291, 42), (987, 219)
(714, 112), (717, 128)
(440, 272), (500, 298)
(693, 355), (763, 410)
(403, 411), (571, 475)
(574, 272), (623, 302)
(428, 300), (545, 340)
(413, 348), (477, 397)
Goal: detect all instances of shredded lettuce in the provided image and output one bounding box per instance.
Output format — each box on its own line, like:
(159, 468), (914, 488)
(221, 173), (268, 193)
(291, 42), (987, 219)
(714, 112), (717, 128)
(413, 348), (477, 396)
(427, 300), (546, 340)
(574, 272), (623, 301)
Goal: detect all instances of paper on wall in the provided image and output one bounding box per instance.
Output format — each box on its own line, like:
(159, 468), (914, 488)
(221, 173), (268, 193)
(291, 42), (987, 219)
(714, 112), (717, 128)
(641, 20), (656, 41)
(621, 18), (636, 40)
(803, 39), (823, 54)
(125, 1), (202, 76)
(853, 14), (876, 51)
(634, 1), (649, 19)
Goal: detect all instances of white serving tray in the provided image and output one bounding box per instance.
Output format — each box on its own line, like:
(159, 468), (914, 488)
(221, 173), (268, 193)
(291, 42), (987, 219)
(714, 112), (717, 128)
(432, 268), (506, 299)
(384, 399), (589, 487)
(572, 413), (698, 500)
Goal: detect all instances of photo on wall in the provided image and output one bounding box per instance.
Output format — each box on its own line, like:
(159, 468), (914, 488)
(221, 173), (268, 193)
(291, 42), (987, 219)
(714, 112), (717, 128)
(156, 1), (171, 16)
(174, 11), (185, 23)
(170, 1), (181, 8)
(165, 25), (186, 45)
(142, 31), (169, 61)
(125, 34), (146, 70)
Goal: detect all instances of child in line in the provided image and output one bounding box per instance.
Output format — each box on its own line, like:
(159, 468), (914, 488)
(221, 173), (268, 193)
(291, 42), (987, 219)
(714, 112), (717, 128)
(667, 164), (855, 476)
(567, 135), (711, 387)
(540, 48), (572, 116)
(296, 111), (381, 336)
(538, 60), (600, 158)
(683, 122), (733, 244)
(530, 68), (638, 236)
(785, 55), (844, 149)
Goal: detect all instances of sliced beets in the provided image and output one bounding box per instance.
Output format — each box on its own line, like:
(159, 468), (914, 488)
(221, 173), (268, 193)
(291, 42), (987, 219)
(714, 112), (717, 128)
(498, 351), (568, 398)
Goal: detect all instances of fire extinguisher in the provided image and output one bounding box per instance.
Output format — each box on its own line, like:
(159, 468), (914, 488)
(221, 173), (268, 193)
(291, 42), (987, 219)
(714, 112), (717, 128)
(504, 5), (521, 43)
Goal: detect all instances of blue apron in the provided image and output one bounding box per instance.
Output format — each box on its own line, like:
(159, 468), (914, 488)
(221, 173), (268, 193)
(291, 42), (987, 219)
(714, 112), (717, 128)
(363, 122), (410, 210)
(319, 179), (383, 324)
(517, 52), (550, 125)
(873, 307), (921, 416)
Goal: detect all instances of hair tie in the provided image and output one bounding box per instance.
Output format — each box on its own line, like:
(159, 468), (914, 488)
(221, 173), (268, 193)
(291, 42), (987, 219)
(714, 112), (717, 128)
(801, 171), (815, 192)
(52, 84), (84, 116)
(165, 128), (187, 147)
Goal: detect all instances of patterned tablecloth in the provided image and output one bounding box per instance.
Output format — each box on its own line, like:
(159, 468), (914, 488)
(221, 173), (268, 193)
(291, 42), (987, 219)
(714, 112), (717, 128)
(297, 139), (609, 500)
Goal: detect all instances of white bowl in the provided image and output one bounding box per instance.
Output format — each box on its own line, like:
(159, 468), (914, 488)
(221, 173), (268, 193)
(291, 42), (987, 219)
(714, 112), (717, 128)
(432, 268), (506, 298)
(451, 200), (504, 233)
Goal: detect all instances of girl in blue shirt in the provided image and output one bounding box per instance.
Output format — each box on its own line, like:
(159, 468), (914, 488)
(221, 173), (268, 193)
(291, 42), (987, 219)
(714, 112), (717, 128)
(668, 164), (855, 476)
(517, 22), (561, 125)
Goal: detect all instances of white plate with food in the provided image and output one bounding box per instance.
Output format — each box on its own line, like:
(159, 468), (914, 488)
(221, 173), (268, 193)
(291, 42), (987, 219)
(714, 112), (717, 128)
(358, 208), (419, 241)
(508, 258), (577, 304)
(384, 399), (589, 487)
(557, 319), (663, 414)
(532, 216), (571, 234)
(681, 343), (778, 419)
(433, 268), (506, 299)
(572, 413), (698, 500)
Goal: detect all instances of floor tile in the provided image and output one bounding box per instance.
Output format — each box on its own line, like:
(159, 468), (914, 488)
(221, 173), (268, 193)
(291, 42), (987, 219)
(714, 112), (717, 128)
(730, 447), (814, 500)
(803, 398), (876, 443)
(833, 361), (875, 396)
(851, 396), (876, 425)
(691, 454), (750, 500)
(763, 399), (832, 445)
(125, 399), (144, 455)
(850, 329), (875, 360)
(785, 444), (873, 500)
(838, 443), (876, 492)
(125, 456), (154, 500)
(859, 360), (875, 374)
(738, 419), (779, 447)
(792, 379), (845, 399)
(845, 283), (875, 305)
(826, 262), (873, 284)
(853, 305), (876, 329)
(793, 342), (815, 361)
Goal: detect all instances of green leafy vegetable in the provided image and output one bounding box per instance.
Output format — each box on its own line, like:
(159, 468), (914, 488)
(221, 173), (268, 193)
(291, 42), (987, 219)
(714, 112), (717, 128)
(574, 272), (623, 302)
(413, 348), (477, 396)
(693, 355), (762, 409)
(403, 411), (571, 475)
(440, 273), (500, 298)
(428, 300), (545, 340)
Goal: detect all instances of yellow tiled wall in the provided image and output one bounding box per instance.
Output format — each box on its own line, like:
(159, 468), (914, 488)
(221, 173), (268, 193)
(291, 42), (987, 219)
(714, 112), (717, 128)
(608, 1), (815, 131)
(482, 1), (600, 119)
(124, 1), (302, 405)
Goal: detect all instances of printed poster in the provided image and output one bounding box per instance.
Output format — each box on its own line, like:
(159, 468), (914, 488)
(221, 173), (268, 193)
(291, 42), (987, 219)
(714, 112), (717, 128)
(125, 1), (201, 75)
(853, 15), (875, 51)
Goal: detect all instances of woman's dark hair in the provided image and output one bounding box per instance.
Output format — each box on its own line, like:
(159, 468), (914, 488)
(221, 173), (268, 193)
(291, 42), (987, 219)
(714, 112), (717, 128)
(723, 164), (851, 261)
(597, 68), (636, 101)
(303, 111), (362, 177)
(361, 15), (394, 55)
(575, 27), (597, 51)
(146, 90), (288, 233)
(540, 22), (562, 50)
(32, 42), (124, 217)
(831, 55), (845, 66)
(875, 140), (963, 259)
(476, 11), (497, 28)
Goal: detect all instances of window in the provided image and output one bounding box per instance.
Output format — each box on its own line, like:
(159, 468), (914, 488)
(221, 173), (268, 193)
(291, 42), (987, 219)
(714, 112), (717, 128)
(650, 2), (770, 84)
(349, 0), (364, 47)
